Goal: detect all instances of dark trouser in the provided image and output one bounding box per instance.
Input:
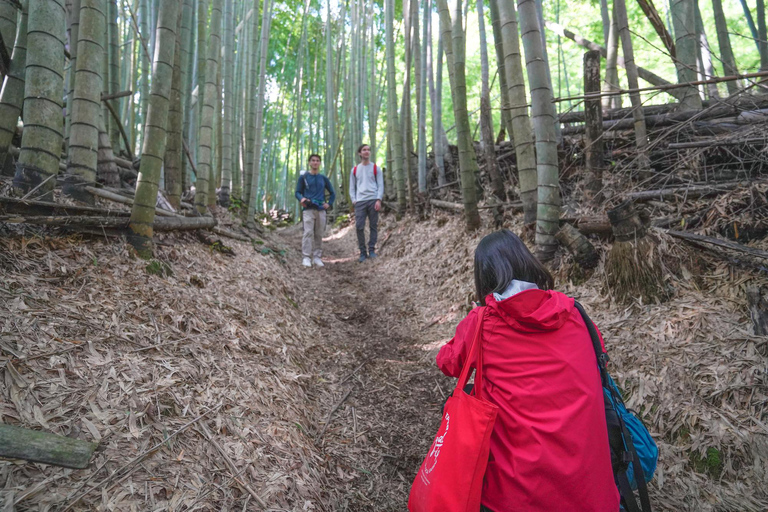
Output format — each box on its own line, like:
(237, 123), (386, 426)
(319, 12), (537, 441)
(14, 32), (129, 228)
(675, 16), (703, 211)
(354, 199), (378, 255)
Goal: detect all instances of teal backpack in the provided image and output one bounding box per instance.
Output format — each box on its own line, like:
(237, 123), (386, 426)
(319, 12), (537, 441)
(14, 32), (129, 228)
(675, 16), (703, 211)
(575, 302), (658, 512)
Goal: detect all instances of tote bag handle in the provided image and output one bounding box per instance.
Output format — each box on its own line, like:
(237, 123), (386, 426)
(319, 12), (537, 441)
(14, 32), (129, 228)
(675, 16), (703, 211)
(456, 307), (487, 399)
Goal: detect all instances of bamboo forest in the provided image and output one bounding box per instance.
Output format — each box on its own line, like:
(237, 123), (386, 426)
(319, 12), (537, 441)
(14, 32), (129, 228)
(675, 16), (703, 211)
(1, 0), (768, 508)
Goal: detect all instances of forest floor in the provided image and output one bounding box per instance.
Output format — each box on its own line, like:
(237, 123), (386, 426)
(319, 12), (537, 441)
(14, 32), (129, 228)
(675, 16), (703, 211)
(1, 206), (767, 511)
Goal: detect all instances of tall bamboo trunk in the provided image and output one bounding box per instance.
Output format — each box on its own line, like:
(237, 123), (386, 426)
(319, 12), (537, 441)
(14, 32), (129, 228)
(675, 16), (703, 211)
(417, 0), (429, 194)
(711, 0), (739, 95)
(65, 0), (81, 151)
(759, 0), (768, 71)
(325, 0), (336, 202)
(670, 0), (703, 109)
(128, 0), (180, 257)
(614, 0), (650, 170)
(219, 0), (234, 206)
(518, 0), (560, 259)
(478, 0), (504, 205)
(434, 37), (446, 186)
(179, 0), (193, 192)
(603, 6), (621, 110)
(0, 0), (27, 175)
(138, 0), (149, 147)
(0, 0), (18, 62)
(436, 0), (481, 230)
(489, 0), (513, 139)
(496, 0), (537, 225)
(64, 0), (106, 204)
(385, 0), (405, 213)
(193, 0), (220, 213)
(164, 6), (183, 209)
(243, 0), (257, 208)
(107, 0), (119, 152)
(245, 0), (272, 228)
(13, 0), (66, 200)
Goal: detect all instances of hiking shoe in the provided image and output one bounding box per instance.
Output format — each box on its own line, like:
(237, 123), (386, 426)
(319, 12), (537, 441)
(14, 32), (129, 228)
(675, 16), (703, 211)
(302, 257), (312, 267)
(313, 257), (325, 267)
(358, 254), (367, 263)
(368, 251), (378, 259)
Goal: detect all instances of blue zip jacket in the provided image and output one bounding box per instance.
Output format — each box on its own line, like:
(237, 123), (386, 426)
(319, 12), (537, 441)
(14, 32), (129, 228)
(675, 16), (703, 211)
(295, 171), (335, 210)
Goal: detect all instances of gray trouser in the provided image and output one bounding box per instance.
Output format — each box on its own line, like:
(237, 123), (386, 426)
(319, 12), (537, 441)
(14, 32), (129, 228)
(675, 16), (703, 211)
(302, 209), (326, 258)
(354, 199), (378, 255)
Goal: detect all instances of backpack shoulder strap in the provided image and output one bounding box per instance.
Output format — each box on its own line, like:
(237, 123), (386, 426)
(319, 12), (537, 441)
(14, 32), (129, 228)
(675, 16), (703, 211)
(574, 301), (609, 380)
(353, 165), (357, 177)
(374, 164), (377, 178)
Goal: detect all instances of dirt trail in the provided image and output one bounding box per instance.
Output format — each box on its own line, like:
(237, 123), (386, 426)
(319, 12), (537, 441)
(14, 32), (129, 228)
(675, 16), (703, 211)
(278, 218), (453, 511)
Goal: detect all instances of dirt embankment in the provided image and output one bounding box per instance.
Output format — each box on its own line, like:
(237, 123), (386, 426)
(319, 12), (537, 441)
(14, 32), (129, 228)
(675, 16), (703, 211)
(1, 208), (767, 511)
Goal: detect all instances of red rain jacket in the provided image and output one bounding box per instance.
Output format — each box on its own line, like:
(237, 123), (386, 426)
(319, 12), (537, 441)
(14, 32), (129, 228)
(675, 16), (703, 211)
(437, 289), (620, 512)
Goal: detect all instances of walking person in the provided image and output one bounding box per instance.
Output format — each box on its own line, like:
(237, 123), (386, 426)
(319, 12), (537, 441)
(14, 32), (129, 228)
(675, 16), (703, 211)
(295, 154), (335, 268)
(349, 143), (384, 263)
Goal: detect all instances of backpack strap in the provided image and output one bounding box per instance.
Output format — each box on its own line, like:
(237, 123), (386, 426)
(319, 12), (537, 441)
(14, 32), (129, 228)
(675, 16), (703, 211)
(353, 165), (357, 177)
(574, 301), (652, 512)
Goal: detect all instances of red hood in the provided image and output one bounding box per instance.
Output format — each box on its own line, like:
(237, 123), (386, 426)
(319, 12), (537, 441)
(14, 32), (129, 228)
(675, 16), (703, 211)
(486, 289), (574, 332)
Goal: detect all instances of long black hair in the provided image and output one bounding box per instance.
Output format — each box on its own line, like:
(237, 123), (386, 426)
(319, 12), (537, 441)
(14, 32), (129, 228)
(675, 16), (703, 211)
(474, 230), (554, 305)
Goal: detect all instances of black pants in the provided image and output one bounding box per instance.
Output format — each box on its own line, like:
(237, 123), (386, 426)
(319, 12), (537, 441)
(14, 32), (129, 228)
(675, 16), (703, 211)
(354, 199), (379, 255)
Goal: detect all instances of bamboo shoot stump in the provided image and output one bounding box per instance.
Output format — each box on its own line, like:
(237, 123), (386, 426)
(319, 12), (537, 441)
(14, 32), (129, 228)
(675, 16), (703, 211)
(0, 424), (97, 469)
(605, 200), (666, 303)
(556, 223), (599, 268)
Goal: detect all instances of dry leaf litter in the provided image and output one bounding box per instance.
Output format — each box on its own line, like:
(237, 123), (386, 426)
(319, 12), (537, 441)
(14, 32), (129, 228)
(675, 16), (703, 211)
(1, 204), (767, 511)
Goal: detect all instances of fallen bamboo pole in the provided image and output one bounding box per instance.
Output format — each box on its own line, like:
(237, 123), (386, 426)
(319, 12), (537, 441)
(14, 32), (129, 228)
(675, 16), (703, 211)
(0, 424), (97, 469)
(625, 181), (749, 202)
(553, 70), (768, 104)
(0, 214), (215, 231)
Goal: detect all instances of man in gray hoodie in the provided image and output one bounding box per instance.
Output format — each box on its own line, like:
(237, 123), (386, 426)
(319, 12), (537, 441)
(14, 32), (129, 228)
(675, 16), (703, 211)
(349, 143), (384, 263)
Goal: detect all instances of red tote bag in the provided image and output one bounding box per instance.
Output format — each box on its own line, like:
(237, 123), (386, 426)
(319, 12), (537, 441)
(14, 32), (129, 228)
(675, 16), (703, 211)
(408, 308), (498, 512)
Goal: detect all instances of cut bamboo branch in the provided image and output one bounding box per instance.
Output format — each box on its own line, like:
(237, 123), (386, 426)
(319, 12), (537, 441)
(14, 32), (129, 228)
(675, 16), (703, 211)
(0, 214), (215, 231)
(85, 186), (178, 218)
(666, 230), (768, 261)
(0, 196), (130, 217)
(625, 181), (748, 202)
(0, 424), (97, 469)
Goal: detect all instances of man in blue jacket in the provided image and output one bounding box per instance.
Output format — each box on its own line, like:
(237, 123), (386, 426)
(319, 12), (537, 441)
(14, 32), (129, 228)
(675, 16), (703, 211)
(295, 154), (335, 268)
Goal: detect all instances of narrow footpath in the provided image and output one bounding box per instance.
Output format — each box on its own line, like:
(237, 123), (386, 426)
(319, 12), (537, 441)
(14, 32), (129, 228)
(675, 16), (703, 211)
(278, 217), (459, 511)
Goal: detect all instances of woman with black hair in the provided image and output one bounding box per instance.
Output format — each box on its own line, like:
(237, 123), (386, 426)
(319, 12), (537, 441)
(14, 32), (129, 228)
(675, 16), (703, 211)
(436, 230), (619, 511)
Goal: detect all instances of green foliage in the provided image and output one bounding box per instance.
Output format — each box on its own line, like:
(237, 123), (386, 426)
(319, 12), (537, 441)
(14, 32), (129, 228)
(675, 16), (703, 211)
(333, 213), (350, 228)
(690, 447), (724, 478)
(145, 259), (173, 277)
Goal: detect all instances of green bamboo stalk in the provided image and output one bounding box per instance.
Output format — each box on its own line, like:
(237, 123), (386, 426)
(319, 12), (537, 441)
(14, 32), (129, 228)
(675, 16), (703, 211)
(670, 0), (703, 109)
(179, 0), (193, 191)
(488, 0), (513, 139)
(138, 0), (149, 146)
(711, 0), (739, 95)
(496, 0), (536, 224)
(128, 0), (180, 257)
(436, 0), (481, 230)
(194, 0), (220, 213)
(0, 0), (27, 174)
(220, 0), (234, 206)
(0, 0), (18, 59)
(12, 0), (66, 200)
(64, 0), (107, 203)
(108, 0), (120, 152)
(518, 0), (560, 259)
(386, 0), (405, 213)
(245, 0), (272, 228)
(164, 5), (182, 209)
(65, 0), (82, 150)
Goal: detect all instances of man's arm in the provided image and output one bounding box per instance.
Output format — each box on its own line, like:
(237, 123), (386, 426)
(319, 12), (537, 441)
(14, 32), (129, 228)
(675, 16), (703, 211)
(348, 168), (356, 204)
(376, 163), (385, 201)
(295, 173), (305, 202)
(325, 176), (335, 207)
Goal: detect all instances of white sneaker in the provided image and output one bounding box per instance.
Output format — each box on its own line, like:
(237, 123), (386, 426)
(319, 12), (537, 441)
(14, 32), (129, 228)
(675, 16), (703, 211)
(302, 257), (312, 267)
(313, 257), (325, 267)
